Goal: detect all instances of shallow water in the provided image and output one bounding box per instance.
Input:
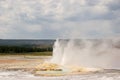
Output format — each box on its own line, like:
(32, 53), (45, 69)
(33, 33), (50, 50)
(0, 70), (120, 80)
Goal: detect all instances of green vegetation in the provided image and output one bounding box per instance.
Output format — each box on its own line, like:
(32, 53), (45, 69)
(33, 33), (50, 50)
(0, 46), (53, 56)
(0, 52), (52, 56)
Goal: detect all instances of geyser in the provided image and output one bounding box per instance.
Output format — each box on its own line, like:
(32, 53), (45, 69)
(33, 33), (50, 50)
(51, 39), (120, 69)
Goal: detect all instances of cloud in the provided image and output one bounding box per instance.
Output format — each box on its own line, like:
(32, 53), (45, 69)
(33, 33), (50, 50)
(0, 0), (119, 39)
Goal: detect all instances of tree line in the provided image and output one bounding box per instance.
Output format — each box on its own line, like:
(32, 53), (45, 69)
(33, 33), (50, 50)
(0, 46), (53, 53)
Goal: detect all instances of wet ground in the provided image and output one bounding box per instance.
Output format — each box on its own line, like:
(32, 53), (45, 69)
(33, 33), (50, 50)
(0, 56), (51, 70)
(0, 70), (120, 80)
(0, 56), (120, 80)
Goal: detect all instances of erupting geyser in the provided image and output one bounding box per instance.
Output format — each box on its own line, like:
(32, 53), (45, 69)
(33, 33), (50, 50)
(51, 39), (120, 69)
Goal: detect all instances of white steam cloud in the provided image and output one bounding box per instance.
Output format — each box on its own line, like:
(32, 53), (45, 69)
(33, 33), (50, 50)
(51, 39), (120, 69)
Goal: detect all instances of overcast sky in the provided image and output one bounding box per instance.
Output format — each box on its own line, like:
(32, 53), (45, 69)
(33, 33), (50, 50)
(0, 0), (120, 39)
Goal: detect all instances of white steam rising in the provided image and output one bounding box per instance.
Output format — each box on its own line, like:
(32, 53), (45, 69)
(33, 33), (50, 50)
(51, 39), (120, 69)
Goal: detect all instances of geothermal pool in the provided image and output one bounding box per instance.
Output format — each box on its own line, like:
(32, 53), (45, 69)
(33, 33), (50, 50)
(0, 39), (120, 80)
(0, 70), (120, 80)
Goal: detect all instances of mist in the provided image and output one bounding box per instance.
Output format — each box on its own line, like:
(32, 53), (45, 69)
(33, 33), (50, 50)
(51, 38), (120, 69)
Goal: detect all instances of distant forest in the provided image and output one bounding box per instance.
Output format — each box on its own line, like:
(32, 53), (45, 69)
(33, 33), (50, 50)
(0, 46), (53, 53)
(0, 39), (54, 54)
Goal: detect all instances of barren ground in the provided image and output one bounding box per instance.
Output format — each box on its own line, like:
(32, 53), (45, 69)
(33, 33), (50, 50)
(0, 56), (51, 71)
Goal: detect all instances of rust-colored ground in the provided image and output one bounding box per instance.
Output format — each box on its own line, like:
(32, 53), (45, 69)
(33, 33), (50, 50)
(0, 56), (51, 70)
(0, 59), (29, 63)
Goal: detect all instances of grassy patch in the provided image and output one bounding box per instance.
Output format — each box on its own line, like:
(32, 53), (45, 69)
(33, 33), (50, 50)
(0, 52), (52, 56)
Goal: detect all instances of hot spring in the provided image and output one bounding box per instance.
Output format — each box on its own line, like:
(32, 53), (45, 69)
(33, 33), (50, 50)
(0, 39), (120, 79)
(51, 39), (120, 69)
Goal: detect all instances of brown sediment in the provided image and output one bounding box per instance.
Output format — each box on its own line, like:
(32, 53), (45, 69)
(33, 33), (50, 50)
(33, 63), (102, 76)
(0, 56), (49, 71)
(0, 56), (101, 77)
(0, 59), (29, 63)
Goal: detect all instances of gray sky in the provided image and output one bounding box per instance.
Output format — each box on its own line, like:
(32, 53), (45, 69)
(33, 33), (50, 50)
(0, 0), (120, 39)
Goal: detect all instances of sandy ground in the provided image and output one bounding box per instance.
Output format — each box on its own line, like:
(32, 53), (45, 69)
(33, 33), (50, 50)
(0, 56), (51, 71)
(0, 56), (120, 80)
(0, 56), (103, 76)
